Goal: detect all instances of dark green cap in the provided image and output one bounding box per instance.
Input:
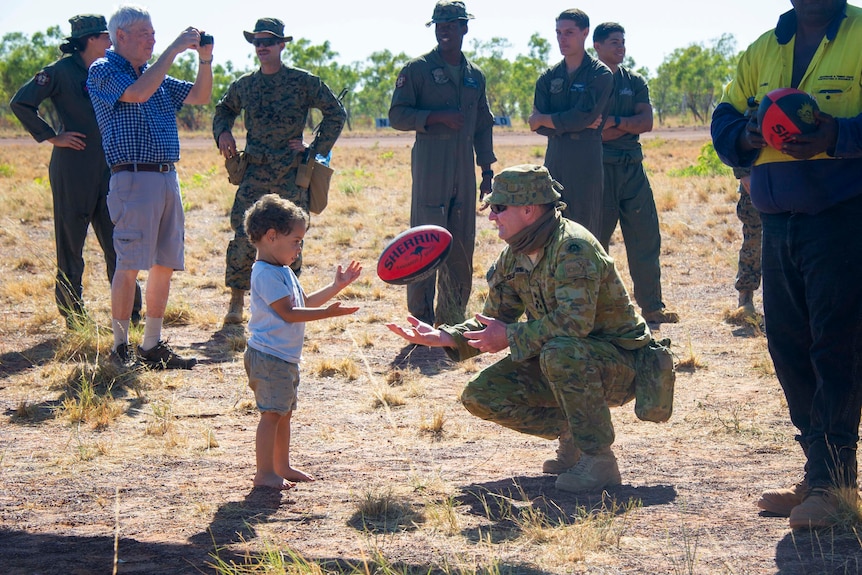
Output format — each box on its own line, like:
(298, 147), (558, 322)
(67, 14), (108, 39)
(426, 1), (474, 27)
(485, 164), (563, 206)
(243, 18), (293, 43)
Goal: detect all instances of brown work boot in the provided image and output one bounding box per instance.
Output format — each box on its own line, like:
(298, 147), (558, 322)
(542, 426), (581, 474)
(555, 446), (621, 493)
(757, 480), (807, 517)
(737, 290), (756, 318)
(788, 488), (842, 529)
(224, 288), (245, 324)
(643, 307), (680, 324)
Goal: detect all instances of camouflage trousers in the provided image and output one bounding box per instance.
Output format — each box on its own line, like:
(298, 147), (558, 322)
(225, 160), (308, 290)
(460, 336), (637, 453)
(736, 186), (762, 292)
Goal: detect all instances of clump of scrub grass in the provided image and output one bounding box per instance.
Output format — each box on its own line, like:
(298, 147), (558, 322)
(349, 488), (425, 533)
(145, 400), (176, 437)
(372, 388), (406, 409)
(314, 357), (360, 380)
(425, 495), (461, 535)
(419, 409), (446, 437)
(60, 365), (125, 428)
(676, 338), (706, 370)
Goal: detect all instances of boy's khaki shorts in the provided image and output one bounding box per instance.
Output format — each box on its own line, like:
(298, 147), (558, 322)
(244, 347), (299, 415)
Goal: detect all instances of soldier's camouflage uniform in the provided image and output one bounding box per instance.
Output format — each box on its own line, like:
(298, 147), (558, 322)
(213, 65), (346, 289)
(389, 46), (496, 326)
(440, 211), (651, 453)
(733, 167), (762, 292)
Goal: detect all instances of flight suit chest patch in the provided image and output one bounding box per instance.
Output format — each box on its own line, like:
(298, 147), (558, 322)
(550, 78), (564, 94)
(432, 69), (449, 84)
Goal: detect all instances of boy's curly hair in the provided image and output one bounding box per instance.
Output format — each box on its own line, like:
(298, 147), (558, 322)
(243, 194), (309, 244)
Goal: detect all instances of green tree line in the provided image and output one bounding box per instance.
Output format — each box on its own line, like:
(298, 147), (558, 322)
(0, 26), (740, 132)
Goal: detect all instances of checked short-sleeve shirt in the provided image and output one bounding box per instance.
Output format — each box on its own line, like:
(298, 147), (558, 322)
(87, 50), (193, 166)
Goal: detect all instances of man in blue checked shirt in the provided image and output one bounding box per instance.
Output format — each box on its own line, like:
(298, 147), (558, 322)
(88, 5), (213, 370)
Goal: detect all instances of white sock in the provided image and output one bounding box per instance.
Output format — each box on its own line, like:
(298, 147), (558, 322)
(141, 317), (164, 351)
(112, 319), (130, 350)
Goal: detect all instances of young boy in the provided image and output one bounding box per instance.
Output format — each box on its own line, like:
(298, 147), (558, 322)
(243, 194), (361, 490)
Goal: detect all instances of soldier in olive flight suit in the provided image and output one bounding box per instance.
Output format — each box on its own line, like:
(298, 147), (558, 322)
(214, 17), (346, 324)
(529, 8), (613, 238)
(389, 0), (496, 326)
(387, 165), (651, 493)
(10, 14), (142, 327)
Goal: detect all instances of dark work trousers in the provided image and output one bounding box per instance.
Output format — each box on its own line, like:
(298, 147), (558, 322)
(49, 146), (141, 319)
(598, 158), (665, 313)
(761, 192), (862, 489)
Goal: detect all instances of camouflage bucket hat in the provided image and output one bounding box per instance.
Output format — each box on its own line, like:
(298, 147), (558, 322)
(485, 165), (563, 206)
(426, 1), (475, 27)
(243, 18), (293, 43)
(67, 14), (108, 39)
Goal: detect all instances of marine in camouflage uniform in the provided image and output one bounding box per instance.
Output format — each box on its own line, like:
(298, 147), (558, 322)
(529, 9), (613, 238)
(389, 0), (496, 326)
(10, 14), (141, 326)
(213, 18), (346, 299)
(388, 165), (651, 492)
(733, 167), (762, 309)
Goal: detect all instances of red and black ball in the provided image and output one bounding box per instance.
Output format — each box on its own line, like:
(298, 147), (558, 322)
(757, 88), (819, 150)
(376, 225), (452, 285)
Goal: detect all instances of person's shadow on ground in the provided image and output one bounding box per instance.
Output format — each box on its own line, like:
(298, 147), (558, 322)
(774, 527), (862, 574)
(456, 475), (678, 543)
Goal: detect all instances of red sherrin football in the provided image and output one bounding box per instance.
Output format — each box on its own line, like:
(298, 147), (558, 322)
(377, 225), (453, 285)
(757, 88), (819, 150)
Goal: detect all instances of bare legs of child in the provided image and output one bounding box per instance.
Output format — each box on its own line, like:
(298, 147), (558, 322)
(255, 411), (315, 489)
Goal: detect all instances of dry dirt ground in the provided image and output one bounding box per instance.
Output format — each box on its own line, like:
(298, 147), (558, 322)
(1, 132), (861, 575)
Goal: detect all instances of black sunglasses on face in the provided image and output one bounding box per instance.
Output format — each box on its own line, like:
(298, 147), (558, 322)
(252, 37), (280, 47)
(489, 204), (508, 214)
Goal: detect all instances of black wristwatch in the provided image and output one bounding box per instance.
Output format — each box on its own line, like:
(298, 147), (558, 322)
(481, 169), (494, 178)
(613, 115), (621, 128)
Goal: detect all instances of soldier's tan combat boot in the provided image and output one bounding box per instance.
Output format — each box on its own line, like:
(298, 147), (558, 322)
(224, 288), (245, 324)
(757, 479), (807, 517)
(542, 426), (581, 474)
(737, 289), (756, 318)
(555, 446), (621, 493)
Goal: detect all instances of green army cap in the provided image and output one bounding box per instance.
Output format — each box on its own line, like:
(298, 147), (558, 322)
(243, 18), (293, 43)
(67, 14), (108, 39)
(426, 1), (475, 27)
(485, 164), (563, 206)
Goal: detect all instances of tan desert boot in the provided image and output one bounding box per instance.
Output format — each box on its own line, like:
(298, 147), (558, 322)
(555, 446), (622, 493)
(224, 288), (245, 324)
(542, 426), (581, 474)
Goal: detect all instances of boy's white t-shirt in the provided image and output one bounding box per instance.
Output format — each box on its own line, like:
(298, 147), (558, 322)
(247, 261), (306, 364)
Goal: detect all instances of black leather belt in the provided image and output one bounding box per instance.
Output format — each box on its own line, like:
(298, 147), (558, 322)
(111, 162), (175, 174)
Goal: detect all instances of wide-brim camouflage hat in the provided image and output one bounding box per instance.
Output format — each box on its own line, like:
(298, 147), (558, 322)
(426, 0), (475, 27)
(243, 18), (293, 43)
(484, 164), (563, 206)
(67, 14), (108, 39)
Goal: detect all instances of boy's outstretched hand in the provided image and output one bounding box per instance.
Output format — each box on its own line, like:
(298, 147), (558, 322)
(334, 260), (362, 290)
(325, 301), (359, 317)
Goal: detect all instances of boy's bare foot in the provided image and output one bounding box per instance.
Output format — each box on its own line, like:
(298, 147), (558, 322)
(278, 466), (315, 482)
(253, 472), (295, 490)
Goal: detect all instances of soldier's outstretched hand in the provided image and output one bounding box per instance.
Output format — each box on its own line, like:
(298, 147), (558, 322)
(386, 316), (454, 348)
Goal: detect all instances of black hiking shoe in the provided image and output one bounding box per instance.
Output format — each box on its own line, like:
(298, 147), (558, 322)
(138, 341), (197, 370)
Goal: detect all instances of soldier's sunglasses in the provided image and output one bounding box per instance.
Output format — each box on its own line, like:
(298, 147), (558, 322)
(489, 204), (508, 214)
(252, 37), (280, 47)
